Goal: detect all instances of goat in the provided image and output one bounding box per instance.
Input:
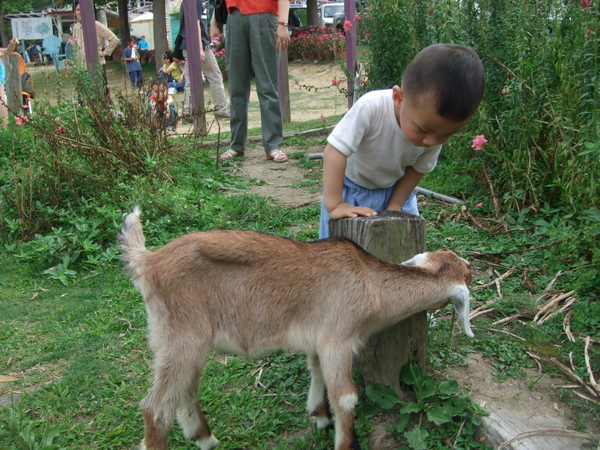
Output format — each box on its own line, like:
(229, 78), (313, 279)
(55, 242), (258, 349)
(118, 207), (474, 450)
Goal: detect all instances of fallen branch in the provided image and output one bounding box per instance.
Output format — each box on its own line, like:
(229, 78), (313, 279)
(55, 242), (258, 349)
(497, 428), (600, 449)
(533, 290), (575, 323)
(469, 308), (495, 321)
(548, 357), (598, 398)
(563, 310), (575, 343)
(472, 268), (515, 291)
(584, 337), (598, 393)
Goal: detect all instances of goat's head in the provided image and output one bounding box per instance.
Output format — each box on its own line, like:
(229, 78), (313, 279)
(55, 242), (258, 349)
(402, 249), (474, 338)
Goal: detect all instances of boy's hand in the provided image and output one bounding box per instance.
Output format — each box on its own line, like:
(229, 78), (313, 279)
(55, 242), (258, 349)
(330, 203), (377, 220)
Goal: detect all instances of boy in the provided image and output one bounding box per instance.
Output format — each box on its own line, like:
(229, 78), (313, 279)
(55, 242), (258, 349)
(149, 77), (178, 132)
(123, 37), (143, 91)
(319, 44), (485, 238)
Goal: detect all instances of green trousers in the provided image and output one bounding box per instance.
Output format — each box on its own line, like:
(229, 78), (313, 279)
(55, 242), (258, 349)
(225, 8), (283, 153)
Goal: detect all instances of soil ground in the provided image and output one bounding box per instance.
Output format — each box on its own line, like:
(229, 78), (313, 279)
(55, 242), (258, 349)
(23, 59), (599, 449)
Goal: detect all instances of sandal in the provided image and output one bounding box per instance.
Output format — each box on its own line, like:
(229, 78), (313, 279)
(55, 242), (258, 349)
(221, 149), (245, 161)
(266, 149), (288, 163)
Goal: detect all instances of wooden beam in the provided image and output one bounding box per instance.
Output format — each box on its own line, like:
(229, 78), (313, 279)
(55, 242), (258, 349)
(344, 0), (357, 109)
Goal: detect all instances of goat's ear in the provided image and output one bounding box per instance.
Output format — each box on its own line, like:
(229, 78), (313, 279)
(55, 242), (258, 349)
(401, 252), (429, 266)
(449, 285), (474, 338)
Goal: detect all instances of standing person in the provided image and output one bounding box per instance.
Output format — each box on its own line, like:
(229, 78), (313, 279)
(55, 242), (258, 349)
(0, 37), (19, 129)
(138, 35), (149, 63)
(212, 0), (290, 163)
(319, 44), (485, 238)
(71, 0), (119, 100)
(122, 37), (143, 90)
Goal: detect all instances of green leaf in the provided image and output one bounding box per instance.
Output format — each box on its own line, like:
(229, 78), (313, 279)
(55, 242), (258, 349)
(401, 363), (420, 385)
(419, 375), (436, 400)
(438, 380), (459, 397)
(405, 427), (429, 450)
(446, 397), (467, 415)
(394, 412), (411, 433)
(427, 405), (453, 426)
(400, 402), (422, 414)
(365, 383), (400, 409)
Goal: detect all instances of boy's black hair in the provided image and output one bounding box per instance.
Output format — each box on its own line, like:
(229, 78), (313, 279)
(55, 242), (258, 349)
(402, 44), (485, 122)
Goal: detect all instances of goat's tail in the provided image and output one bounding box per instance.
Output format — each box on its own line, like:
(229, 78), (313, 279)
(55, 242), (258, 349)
(118, 206), (147, 279)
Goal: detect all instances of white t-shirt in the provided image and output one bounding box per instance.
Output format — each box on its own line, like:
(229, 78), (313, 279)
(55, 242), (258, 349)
(327, 89), (443, 189)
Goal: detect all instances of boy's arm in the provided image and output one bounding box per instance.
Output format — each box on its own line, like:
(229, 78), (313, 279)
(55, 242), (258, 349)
(386, 166), (424, 211)
(323, 143), (377, 219)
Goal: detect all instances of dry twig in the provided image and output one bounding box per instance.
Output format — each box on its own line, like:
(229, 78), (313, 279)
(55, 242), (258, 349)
(497, 428), (600, 449)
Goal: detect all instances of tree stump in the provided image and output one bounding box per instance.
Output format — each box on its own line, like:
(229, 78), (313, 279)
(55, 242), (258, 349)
(329, 210), (427, 397)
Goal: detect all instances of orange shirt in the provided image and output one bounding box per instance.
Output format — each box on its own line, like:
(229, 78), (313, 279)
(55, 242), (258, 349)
(227, 0), (278, 15)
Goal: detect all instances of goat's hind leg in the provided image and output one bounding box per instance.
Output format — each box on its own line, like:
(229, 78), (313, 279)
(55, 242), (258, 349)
(320, 347), (361, 450)
(141, 348), (218, 450)
(176, 376), (219, 450)
(306, 352), (333, 429)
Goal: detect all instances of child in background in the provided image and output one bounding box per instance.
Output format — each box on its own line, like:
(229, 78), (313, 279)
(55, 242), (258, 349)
(149, 77), (178, 131)
(158, 51), (182, 83)
(319, 44), (485, 238)
(122, 36), (143, 91)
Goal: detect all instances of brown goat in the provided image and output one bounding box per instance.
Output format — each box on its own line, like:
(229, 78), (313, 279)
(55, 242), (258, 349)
(119, 207), (473, 450)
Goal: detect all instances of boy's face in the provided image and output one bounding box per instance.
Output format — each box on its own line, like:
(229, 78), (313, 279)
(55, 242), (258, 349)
(152, 84), (167, 102)
(392, 86), (470, 147)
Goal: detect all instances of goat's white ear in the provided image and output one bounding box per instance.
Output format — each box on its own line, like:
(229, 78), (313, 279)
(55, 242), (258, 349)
(401, 252), (429, 266)
(449, 285), (474, 338)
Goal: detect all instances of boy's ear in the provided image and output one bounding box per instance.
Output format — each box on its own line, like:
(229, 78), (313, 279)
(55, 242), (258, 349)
(392, 85), (403, 107)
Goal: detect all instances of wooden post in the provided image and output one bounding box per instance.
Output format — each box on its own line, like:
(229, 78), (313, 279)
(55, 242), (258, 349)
(5, 54), (22, 116)
(182, 0), (207, 135)
(329, 210), (427, 397)
(344, 0), (357, 109)
(278, 47), (291, 123)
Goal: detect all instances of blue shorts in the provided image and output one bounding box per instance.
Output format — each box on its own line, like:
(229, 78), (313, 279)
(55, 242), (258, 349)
(319, 176), (419, 239)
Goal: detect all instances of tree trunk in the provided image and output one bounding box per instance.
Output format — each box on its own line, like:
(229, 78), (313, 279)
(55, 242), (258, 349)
(306, 0), (318, 26)
(329, 210), (427, 398)
(118, 0), (130, 47)
(0, 0), (8, 47)
(153, 0), (169, 73)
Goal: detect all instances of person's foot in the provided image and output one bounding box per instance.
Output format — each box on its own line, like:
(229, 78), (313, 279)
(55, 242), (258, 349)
(215, 109), (230, 119)
(266, 149), (288, 163)
(221, 149), (245, 160)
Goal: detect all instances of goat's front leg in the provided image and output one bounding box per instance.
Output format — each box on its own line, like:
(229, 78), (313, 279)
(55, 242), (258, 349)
(320, 346), (361, 450)
(306, 352), (333, 429)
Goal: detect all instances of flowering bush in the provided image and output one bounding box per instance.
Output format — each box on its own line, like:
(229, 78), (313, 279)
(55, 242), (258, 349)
(214, 47), (226, 72)
(289, 26), (345, 61)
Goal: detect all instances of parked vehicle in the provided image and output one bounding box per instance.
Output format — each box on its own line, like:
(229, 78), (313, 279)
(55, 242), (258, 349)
(317, 2), (345, 27)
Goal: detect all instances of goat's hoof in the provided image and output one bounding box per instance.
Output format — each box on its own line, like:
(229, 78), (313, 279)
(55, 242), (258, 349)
(196, 434), (219, 450)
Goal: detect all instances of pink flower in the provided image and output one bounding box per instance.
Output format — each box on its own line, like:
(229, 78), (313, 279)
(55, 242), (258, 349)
(475, 202), (484, 208)
(343, 20), (352, 32)
(320, 115), (327, 122)
(354, 14), (361, 21)
(15, 116), (28, 126)
(55, 126), (63, 135)
(472, 134), (488, 150)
